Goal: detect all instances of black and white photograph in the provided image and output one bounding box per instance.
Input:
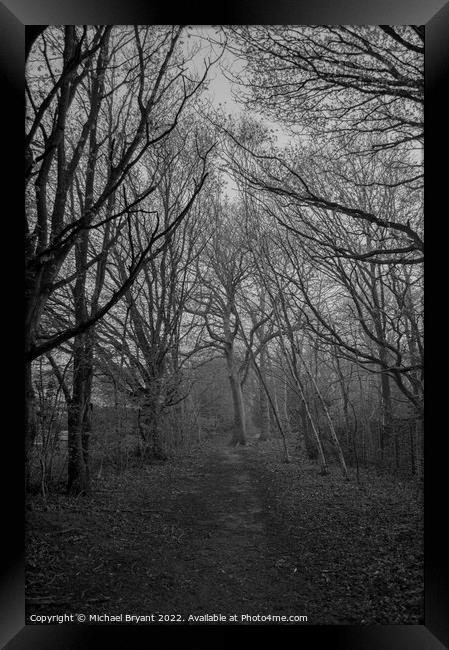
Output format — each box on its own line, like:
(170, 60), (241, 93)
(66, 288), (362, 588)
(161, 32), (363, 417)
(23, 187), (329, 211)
(5, 4), (445, 645)
(23, 23), (426, 628)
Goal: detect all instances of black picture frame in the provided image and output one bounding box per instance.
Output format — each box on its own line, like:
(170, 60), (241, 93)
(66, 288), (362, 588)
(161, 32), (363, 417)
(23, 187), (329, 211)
(3, 1), (448, 647)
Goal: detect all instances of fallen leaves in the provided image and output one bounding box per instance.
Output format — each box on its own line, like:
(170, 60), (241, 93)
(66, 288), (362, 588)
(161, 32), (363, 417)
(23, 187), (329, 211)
(245, 444), (423, 624)
(26, 440), (423, 624)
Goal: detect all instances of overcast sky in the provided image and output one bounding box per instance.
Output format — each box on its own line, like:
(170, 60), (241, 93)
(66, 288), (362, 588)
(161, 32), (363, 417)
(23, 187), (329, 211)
(183, 27), (293, 197)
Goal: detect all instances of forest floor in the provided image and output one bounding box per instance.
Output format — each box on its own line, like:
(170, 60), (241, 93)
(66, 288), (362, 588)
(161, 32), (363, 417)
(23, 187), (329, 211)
(26, 438), (423, 625)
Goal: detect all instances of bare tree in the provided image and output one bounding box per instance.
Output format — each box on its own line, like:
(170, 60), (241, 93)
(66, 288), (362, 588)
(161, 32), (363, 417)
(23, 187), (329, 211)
(227, 25), (423, 153)
(25, 25), (215, 491)
(187, 203), (253, 445)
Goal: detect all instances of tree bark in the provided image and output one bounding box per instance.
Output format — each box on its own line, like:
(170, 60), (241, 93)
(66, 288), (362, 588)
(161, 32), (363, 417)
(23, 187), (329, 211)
(67, 332), (92, 495)
(225, 348), (247, 446)
(258, 345), (270, 440)
(298, 342), (349, 479)
(25, 358), (37, 489)
(137, 376), (167, 460)
(267, 293), (327, 472)
(414, 416), (423, 481)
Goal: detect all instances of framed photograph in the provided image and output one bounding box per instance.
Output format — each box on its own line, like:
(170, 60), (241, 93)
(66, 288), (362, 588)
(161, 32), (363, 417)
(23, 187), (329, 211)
(3, 0), (447, 647)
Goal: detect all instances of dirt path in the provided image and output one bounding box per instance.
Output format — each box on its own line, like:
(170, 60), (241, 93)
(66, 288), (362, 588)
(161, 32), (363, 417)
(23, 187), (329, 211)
(27, 441), (307, 623)
(26, 439), (423, 624)
(156, 442), (306, 619)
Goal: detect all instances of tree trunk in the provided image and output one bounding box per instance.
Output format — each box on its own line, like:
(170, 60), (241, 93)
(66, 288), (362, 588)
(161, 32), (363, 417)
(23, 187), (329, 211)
(297, 402), (308, 458)
(82, 334), (94, 485)
(350, 408), (361, 484)
(379, 359), (393, 462)
(226, 351), (247, 445)
(67, 332), (91, 495)
(414, 416), (423, 481)
(249, 355), (290, 463)
(82, 400), (93, 486)
(236, 308), (290, 462)
(370, 261), (394, 462)
(258, 346), (270, 440)
(297, 379), (328, 474)
(409, 424), (416, 475)
(67, 401), (88, 495)
(334, 353), (351, 455)
(278, 333), (327, 473)
(296, 340), (349, 479)
(139, 381), (167, 460)
(25, 359), (37, 489)
(264, 287), (327, 472)
(282, 376), (292, 441)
